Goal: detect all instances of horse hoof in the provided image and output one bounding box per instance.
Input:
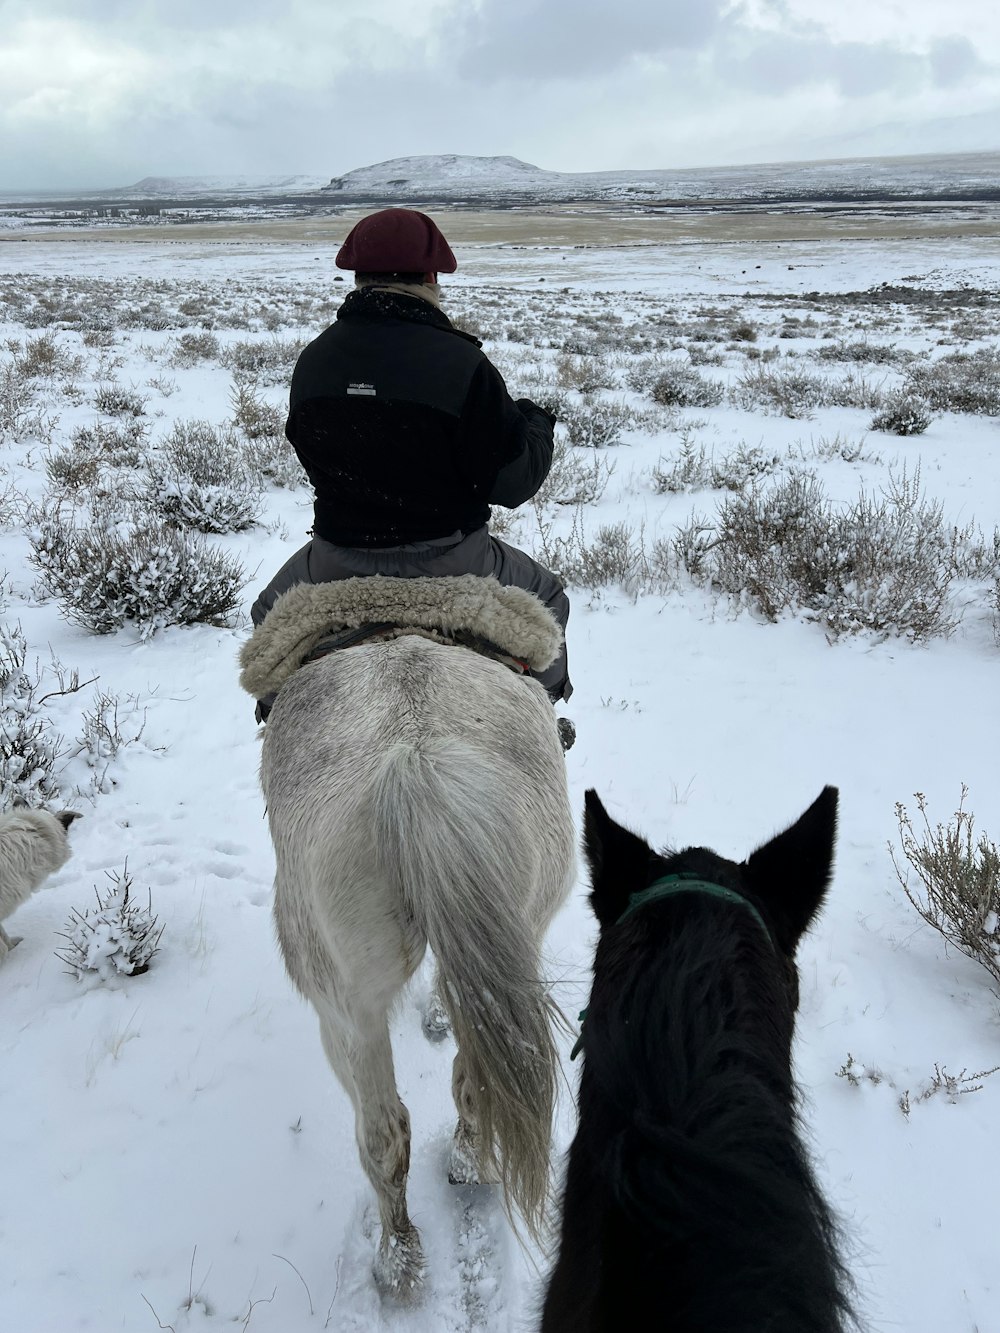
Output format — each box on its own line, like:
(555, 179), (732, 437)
(421, 997), (450, 1043)
(449, 1125), (498, 1186)
(373, 1226), (425, 1304)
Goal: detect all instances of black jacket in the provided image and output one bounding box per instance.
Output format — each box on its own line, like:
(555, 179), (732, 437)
(285, 287), (555, 547)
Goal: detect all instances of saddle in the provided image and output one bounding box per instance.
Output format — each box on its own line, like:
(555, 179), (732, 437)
(238, 574), (563, 703)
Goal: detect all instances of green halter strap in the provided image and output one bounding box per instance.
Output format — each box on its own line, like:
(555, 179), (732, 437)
(569, 872), (775, 1061)
(615, 872), (774, 938)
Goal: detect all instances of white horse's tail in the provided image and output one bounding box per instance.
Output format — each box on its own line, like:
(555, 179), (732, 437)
(372, 739), (559, 1241)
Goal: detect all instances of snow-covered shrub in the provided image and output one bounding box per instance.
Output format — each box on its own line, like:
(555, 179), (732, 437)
(12, 331), (82, 380)
(560, 398), (636, 448)
(672, 514), (716, 581)
(837, 1053), (998, 1116)
(624, 354), (667, 393)
(45, 444), (103, 491)
(77, 690), (147, 767)
(145, 420), (263, 532)
(892, 787), (1000, 990)
(0, 363), (57, 444)
(229, 376), (285, 440)
(543, 516), (648, 593)
(555, 353), (616, 393)
(690, 471), (968, 640)
(532, 434), (614, 507)
(813, 340), (906, 365)
(528, 387), (570, 423)
(687, 344), (726, 366)
(168, 330), (221, 367)
(93, 382), (147, 418)
(826, 368), (885, 410)
(220, 335), (305, 385)
(652, 437), (783, 494)
(44, 423), (144, 490)
(0, 624), (64, 808)
(870, 391), (932, 436)
(29, 503), (244, 638)
(797, 434), (882, 465)
(650, 363), (724, 408)
(730, 364), (826, 418)
(70, 419), (148, 468)
(907, 349), (1000, 416)
(57, 865), (163, 980)
(241, 433), (304, 489)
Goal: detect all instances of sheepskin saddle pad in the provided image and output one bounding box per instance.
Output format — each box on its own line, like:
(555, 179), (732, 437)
(238, 575), (563, 702)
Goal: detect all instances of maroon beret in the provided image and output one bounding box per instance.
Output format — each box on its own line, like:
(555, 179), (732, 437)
(335, 208), (457, 274)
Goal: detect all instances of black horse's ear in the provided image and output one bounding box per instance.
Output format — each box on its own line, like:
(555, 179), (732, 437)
(743, 786), (838, 954)
(583, 789), (656, 928)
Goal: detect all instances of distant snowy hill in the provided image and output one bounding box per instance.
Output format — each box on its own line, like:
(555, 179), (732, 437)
(320, 151), (1000, 203)
(7, 151), (997, 209)
(121, 173), (330, 197)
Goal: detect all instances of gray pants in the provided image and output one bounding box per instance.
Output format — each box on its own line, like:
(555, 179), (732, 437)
(251, 526), (572, 703)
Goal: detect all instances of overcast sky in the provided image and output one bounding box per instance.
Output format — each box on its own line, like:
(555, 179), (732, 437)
(1, 0), (998, 189)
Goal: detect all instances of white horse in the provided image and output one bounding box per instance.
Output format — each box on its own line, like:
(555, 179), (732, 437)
(241, 576), (576, 1299)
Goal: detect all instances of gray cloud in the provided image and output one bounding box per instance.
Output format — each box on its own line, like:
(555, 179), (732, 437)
(929, 36), (983, 88)
(0, 0), (996, 189)
(721, 33), (944, 97)
(454, 0), (729, 79)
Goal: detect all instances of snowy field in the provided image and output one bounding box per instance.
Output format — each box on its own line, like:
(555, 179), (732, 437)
(1, 231), (999, 1332)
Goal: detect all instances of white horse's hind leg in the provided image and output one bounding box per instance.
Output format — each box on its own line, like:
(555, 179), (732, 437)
(448, 1050), (499, 1187)
(317, 1010), (425, 1301)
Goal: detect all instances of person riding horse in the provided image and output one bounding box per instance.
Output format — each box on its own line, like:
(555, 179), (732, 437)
(251, 207), (574, 745)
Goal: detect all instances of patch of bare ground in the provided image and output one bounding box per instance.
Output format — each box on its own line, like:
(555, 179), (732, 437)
(3, 204), (1000, 248)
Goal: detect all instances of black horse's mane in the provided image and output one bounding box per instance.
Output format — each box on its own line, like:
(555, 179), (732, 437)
(578, 864), (855, 1331)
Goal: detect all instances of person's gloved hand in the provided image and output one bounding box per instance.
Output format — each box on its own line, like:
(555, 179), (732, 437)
(516, 397), (557, 428)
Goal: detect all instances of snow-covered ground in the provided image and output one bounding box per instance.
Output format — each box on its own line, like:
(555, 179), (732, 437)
(0, 233), (998, 1332)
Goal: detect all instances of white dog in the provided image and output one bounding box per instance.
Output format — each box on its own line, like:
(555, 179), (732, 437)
(0, 807), (81, 961)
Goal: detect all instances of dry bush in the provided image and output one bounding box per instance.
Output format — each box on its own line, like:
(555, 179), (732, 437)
(544, 517), (648, 594)
(687, 345), (727, 366)
(229, 377), (285, 440)
(240, 434), (305, 489)
(892, 788), (1000, 990)
(826, 368), (886, 410)
(730, 363), (827, 418)
(813, 340), (908, 365)
(555, 353), (617, 393)
(794, 434), (883, 465)
(0, 363), (57, 445)
(623, 354), (668, 393)
(0, 623), (65, 808)
(650, 363), (724, 409)
(72, 420), (148, 467)
(532, 434), (614, 507)
(168, 331), (222, 367)
(559, 397), (636, 448)
(905, 349), (1000, 416)
(652, 436), (784, 494)
(10, 332), (83, 379)
(220, 335), (306, 385)
(46, 420), (148, 490)
(688, 470), (972, 640)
